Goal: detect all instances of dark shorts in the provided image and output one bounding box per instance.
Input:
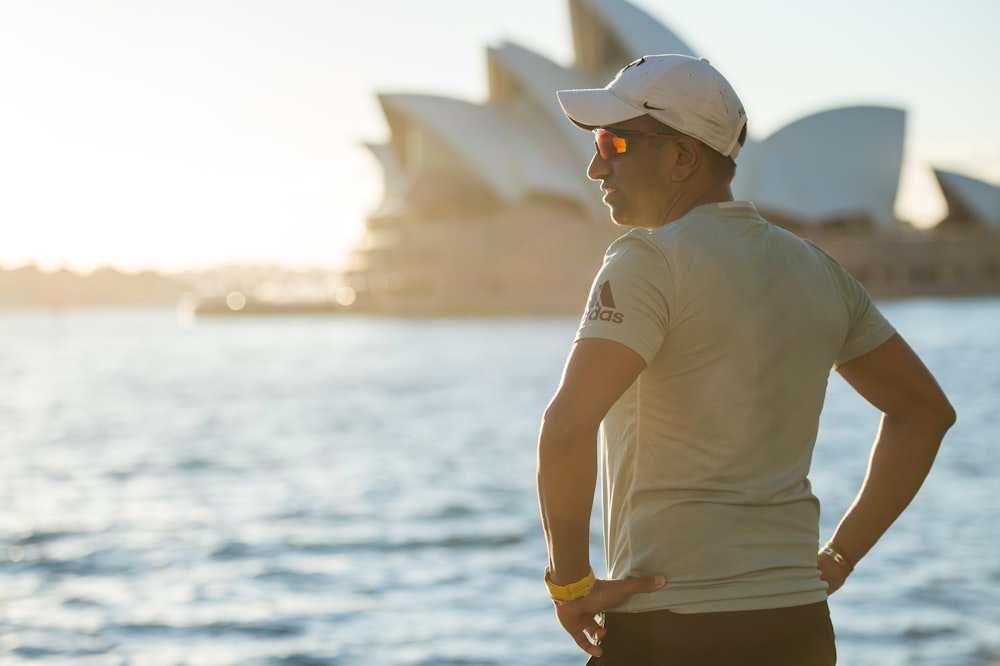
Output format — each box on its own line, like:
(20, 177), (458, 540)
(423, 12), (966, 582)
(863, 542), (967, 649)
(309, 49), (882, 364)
(586, 600), (836, 666)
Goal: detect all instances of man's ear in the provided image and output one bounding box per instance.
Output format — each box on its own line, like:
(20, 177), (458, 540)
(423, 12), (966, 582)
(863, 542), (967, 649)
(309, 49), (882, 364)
(667, 138), (700, 182)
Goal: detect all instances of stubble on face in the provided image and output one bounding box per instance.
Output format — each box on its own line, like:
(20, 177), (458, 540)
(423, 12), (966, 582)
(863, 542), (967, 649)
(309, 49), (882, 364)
(593, 119), (677, 231)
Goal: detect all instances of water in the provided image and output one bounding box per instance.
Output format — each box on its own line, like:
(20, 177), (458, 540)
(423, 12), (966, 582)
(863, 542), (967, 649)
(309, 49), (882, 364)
(0, 299), (997, 665)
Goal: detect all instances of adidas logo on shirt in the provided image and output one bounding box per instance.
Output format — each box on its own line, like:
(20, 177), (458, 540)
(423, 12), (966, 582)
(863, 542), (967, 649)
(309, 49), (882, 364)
(583, 280), (624, 324)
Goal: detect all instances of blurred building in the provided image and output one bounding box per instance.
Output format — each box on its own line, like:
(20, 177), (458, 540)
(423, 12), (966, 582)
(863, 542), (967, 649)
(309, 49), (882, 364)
(342, 0), (1000, 314)
(933, 170), (1000, 231)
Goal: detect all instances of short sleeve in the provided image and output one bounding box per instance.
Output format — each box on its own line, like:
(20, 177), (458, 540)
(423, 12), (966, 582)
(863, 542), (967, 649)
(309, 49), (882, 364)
(834, 268), (896, 368)
(575, 234), (671, 365)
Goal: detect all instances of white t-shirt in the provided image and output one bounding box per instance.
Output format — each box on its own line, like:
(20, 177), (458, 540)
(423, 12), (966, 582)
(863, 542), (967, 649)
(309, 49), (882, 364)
(576, 201), (896, 613)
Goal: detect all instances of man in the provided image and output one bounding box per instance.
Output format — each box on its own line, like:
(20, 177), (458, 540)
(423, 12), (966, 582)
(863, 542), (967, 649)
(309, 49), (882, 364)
(536, 54), (955, 664)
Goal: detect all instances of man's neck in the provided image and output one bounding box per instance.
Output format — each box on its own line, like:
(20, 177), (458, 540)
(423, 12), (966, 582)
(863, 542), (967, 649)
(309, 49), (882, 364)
(649, 182), (734, 230)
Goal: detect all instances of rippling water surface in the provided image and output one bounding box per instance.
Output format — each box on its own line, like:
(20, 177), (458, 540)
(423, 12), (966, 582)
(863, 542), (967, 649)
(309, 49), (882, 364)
(1, 299), (998, 665)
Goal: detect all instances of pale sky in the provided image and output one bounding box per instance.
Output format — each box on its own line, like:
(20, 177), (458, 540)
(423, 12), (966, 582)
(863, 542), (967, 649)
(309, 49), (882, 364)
(2, 0), (997, 272)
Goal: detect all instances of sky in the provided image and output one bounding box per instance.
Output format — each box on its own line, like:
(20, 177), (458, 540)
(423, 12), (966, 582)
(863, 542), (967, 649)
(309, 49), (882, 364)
(2, 0), (998, 273)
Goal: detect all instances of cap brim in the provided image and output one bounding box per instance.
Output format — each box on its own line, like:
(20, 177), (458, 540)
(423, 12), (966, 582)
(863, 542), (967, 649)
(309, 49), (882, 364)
(556, 88), (644, 130)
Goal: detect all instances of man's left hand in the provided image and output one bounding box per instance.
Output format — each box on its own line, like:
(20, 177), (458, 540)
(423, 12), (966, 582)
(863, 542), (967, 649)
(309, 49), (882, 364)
(816, 554), (850, 595)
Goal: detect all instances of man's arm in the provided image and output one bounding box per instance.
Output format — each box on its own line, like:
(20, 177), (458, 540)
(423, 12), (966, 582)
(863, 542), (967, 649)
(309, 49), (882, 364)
(820, 333), (956, 593)
(537, 338), (665, 656)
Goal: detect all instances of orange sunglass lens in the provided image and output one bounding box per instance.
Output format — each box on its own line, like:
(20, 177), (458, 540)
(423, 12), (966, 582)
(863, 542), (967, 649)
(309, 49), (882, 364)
(595, 130), (627, 159)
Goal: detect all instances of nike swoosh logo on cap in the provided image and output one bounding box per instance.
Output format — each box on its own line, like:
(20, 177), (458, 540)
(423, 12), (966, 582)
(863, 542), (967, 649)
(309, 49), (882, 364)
(643, 102), (665, 110)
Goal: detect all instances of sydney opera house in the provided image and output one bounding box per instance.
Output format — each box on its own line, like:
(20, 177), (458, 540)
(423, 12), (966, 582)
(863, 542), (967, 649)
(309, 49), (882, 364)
(341, 0), (1000, 315)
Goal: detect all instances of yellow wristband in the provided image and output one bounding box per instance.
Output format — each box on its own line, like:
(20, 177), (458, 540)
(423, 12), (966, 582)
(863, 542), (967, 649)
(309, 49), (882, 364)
(544, 567), (596, 602)
(819, 541), (855, 571)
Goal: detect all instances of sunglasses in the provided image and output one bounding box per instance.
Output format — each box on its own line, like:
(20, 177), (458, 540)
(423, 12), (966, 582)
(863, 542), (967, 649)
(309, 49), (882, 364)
(593, 127), (688, 160)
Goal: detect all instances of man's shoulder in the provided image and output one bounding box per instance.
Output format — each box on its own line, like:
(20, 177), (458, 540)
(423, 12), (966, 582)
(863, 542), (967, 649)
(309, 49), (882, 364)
(606, 228), (666, 258)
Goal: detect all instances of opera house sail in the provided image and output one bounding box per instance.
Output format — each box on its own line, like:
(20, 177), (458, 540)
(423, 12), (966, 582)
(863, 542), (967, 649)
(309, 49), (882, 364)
(341, 0), (1000, 315)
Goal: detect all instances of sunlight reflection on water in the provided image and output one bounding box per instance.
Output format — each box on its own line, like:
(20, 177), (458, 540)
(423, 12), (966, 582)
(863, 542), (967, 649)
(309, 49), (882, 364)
(0, 301), (997, 665)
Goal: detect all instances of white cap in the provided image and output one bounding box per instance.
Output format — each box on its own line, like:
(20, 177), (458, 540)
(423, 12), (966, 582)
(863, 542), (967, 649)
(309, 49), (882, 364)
(557, 54), (747, 159)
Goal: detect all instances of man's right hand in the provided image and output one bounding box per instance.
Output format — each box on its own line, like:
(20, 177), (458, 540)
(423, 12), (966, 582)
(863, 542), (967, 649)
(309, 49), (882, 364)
(553, 574), (667, 657)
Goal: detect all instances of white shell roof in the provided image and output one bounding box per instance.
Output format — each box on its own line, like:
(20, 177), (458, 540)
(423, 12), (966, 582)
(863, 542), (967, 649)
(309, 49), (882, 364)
(732, 106), (906, 229)
(379, 93), (579, 203)
(368, 0), (911, 230)
(586, 0), (696, 60)
(488, 41), (596, 164)
(378, 93), (517, 201)
(933, 169), (1000, 229)
(570, 0), (697, 78)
